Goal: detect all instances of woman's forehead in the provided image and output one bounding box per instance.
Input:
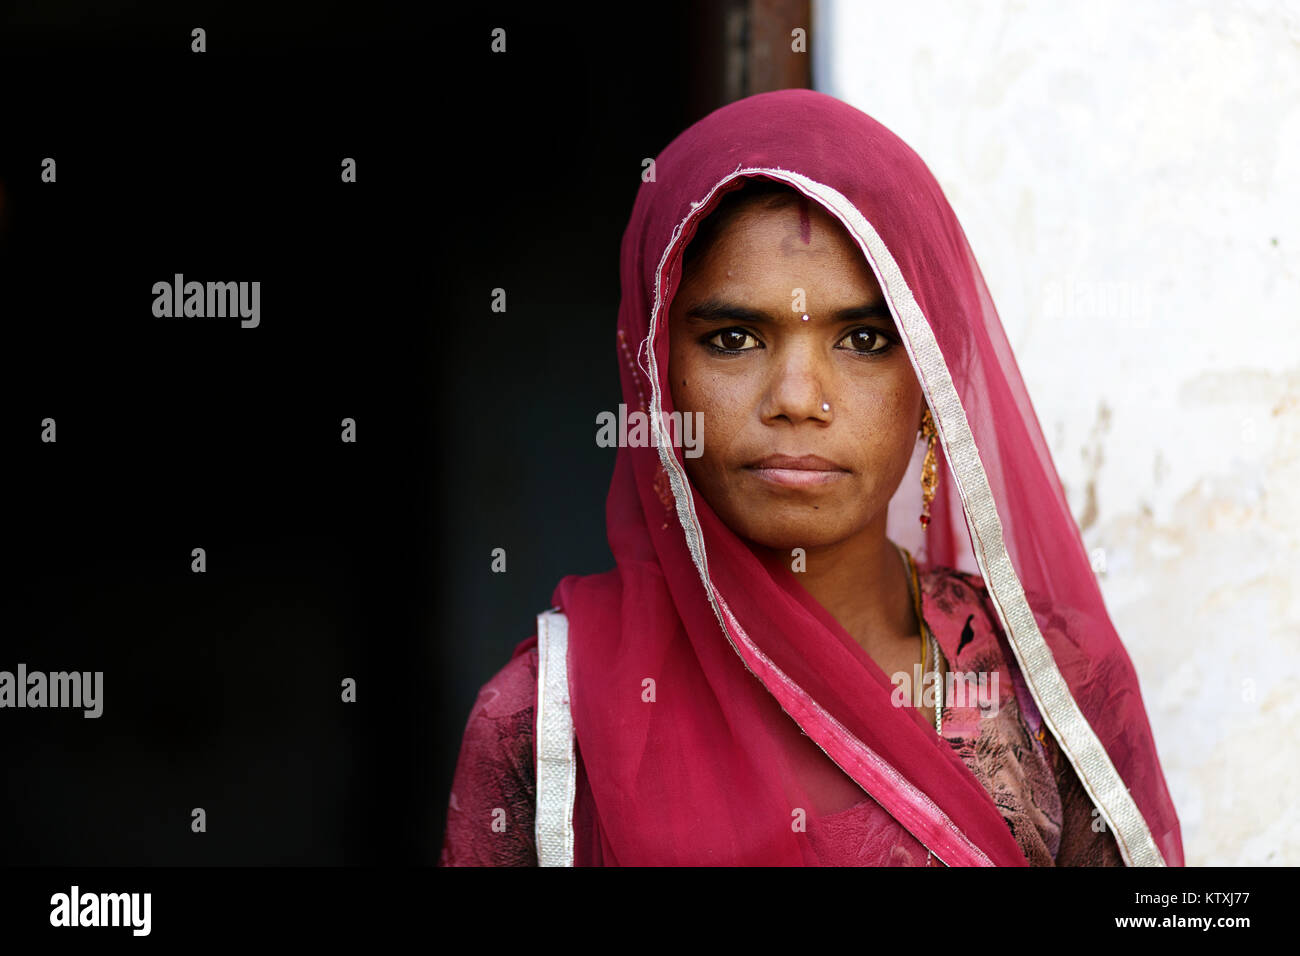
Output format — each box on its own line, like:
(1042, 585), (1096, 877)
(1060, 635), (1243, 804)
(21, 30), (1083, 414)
(676, 201), (880, 296)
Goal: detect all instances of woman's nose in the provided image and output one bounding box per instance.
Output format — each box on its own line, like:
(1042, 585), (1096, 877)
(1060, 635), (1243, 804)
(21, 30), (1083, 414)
(760, 347), (832, 425)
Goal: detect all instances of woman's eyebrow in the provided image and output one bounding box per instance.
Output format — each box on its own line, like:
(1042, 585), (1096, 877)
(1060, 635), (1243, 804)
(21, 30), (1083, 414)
(684, 297), (893, 323)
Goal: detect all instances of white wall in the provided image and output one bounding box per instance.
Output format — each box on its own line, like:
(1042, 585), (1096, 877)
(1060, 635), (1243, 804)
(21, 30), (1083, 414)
(815, 0), (1300, 865)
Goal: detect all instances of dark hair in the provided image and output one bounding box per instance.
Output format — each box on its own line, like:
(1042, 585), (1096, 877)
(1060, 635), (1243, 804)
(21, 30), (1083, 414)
(682, 177), (805, 270)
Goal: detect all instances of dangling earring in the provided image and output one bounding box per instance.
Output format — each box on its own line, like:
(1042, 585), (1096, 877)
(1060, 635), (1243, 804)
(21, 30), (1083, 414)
(919, 407), (938, 529)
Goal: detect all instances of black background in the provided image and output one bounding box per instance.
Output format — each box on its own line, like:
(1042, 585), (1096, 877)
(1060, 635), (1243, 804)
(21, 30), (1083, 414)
(1, 1), (700, 864)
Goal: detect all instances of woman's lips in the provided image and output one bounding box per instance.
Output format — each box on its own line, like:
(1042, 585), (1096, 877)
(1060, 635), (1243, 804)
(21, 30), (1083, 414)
(745, 454), (850, 489)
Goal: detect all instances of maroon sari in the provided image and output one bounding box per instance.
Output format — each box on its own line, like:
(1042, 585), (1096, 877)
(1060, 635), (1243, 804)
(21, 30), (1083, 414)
(442, 89), (1182, 867)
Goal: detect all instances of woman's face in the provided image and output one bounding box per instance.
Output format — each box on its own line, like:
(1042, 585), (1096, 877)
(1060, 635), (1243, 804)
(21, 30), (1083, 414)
(667, 195), (925, 552)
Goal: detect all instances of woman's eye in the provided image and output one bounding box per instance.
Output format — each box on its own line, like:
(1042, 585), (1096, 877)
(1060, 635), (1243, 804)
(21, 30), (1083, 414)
(706, 328), (761, 352)
(837, 327), (892, 354)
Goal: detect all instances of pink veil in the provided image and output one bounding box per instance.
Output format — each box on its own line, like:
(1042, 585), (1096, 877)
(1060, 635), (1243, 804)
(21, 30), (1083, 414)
(550, 89), (1183, 866)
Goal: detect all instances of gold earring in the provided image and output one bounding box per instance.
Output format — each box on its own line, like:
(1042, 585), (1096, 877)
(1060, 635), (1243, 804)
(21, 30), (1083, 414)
(919, 407), (938, 529)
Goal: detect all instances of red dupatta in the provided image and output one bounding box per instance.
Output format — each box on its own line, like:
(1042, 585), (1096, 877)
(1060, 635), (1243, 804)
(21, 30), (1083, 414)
(552, 89), (1183, 866)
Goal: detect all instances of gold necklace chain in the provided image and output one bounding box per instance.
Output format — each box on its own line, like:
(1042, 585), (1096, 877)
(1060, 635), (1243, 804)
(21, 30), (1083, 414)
(901, 545), (943, 736)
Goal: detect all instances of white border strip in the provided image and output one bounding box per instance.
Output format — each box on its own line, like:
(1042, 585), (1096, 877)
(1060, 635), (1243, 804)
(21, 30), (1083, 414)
(534, 607), (576, 867)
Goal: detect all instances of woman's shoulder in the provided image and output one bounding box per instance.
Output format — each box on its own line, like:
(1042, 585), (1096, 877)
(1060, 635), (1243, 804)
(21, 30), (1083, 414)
(475, 636), (540, 717)
(918, 561), (992, 612)
(919, 560), (1080, 631)
(452, 637), (541, 768)
(918, 562), (1127, 865)
(917, 560), (985, 585)
(439, 635), (541, 866)
(453, 635), (540, 777)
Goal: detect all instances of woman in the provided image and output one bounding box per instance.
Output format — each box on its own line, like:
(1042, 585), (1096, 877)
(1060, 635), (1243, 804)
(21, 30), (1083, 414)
(439, 89), (1184, 866)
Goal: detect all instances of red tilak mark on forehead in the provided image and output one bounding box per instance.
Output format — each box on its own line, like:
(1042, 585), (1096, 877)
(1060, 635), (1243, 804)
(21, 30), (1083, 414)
(798, 196), (811, 244)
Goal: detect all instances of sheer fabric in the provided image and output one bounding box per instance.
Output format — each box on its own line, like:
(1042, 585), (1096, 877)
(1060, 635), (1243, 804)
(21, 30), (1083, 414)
(440, 563), (1125, 866)
(446, 89), (1181, 867)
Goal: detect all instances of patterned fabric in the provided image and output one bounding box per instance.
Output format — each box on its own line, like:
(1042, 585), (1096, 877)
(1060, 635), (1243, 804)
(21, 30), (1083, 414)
(439, 564), (1124, 866)
(438, 636), (539, 867)
(922, 567), (1123, 866)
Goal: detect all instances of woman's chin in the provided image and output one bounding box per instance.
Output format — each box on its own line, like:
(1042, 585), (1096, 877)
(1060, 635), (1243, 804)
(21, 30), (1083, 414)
(732, 514), (858, 553)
